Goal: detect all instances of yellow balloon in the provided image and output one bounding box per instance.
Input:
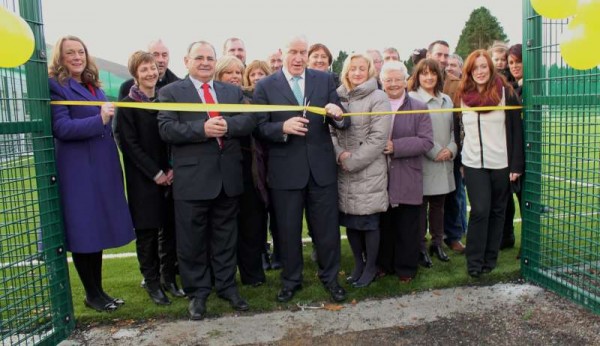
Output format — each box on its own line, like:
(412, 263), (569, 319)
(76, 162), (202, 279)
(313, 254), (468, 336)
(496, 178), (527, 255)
(560, 16), (600, 70)
(0, 6), (35, 68)
(531, 0), (578, 19)
(577, 0), (600, 33)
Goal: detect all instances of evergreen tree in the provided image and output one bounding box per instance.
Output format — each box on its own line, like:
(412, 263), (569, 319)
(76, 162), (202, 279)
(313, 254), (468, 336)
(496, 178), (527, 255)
(455, 7), (508, 59)
(331, 50), (348, 75)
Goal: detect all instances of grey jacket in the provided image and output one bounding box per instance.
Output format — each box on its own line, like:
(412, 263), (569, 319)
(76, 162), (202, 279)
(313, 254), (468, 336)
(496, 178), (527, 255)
(333, 78), (392, 215)
(409, 88), (456, 196)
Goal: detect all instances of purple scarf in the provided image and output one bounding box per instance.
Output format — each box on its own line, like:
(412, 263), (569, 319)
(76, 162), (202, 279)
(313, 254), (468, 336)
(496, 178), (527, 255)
(128, 84), (153, 102)
(462, 76), (504, 109)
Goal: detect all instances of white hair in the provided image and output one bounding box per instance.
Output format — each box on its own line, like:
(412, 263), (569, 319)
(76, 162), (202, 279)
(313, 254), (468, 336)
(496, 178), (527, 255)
(380, 61), (408, 80)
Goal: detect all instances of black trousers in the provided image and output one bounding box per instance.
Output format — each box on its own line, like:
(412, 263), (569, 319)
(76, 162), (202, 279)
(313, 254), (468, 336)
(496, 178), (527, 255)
(463, 167), (510, 272)
(270, 175), (340, 288)
(419, 194), (447, 249)
(158, 194), (178, 283)
(174, 191), (239, 299)
(237, 183), (267, 285)
(378, 204), (421, 278)
(135, 228), (161, 287)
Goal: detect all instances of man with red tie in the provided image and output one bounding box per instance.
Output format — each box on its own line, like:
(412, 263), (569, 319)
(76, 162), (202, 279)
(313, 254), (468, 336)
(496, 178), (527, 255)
(157, 41), (256, 320)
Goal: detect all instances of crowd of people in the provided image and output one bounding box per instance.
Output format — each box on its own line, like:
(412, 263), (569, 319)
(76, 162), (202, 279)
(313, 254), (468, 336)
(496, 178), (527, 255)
(48, 35), (524, 319)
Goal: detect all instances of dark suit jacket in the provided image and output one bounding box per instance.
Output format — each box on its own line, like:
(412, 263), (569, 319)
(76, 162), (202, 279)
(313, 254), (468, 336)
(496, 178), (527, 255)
(253, 69), (350, 189)
(116, 96), (171, 229)
(157, 78), (256, 201)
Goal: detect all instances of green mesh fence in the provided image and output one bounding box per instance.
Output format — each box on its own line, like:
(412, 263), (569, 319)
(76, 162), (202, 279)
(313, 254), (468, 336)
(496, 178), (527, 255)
(521, 1), (600, 314)
(0, 1), (75, 345)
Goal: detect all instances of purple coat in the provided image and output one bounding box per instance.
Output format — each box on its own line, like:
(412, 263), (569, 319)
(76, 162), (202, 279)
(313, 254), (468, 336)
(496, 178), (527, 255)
(387, 94), (434, 205)
(49, 77), (134, 253)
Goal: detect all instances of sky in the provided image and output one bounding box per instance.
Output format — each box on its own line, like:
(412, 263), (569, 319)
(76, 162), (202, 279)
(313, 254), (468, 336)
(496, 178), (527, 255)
(41, 0), (522, 77)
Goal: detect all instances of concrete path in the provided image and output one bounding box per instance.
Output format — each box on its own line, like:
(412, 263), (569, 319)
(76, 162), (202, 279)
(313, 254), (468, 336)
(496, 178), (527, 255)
(60, 283), (544, 346)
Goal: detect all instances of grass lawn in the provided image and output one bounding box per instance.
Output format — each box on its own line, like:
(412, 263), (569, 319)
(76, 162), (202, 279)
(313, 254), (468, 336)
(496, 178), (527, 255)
(68, 223), (523, 323)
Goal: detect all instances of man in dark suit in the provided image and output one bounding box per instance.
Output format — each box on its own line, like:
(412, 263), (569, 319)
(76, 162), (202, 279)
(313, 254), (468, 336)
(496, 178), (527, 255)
(157, 40), (256, 320)
(253, 35), (350, 303)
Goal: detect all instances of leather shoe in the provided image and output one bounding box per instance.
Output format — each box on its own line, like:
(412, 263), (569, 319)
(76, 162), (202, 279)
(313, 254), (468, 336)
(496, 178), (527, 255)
(220, 292), (249, 311)
(447, 240), (465, 254)
(419, 251), (433, 268)
(481, 267), (493, 274)
(345, 276), (358, 284)
(270, 260), (282, 270)
(84, 298), (118, 312)
(144, 284), (171, 305)
(468, 270), (481, 278)
(162, 281), (186, 298)
(429, 245), (450, 262)
(500, 237), (515, 250)
(188, 297), (207, 320)
(326, 281), (347, 302)
(277, 285), (301, 303)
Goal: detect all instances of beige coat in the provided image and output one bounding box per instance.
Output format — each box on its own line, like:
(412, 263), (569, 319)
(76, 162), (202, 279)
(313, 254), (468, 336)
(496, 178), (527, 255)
(333, 78), (392, 215)
(409, 88), (457, 196)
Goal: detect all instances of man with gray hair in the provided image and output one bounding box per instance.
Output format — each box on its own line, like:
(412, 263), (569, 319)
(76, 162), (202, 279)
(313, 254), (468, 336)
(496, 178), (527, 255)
(254, 35), (350, 304)
(383, 47), (401, 62)
(223, 37), (247, 64)
(118, 39), (180, 100)
(446, 54), (463, 79)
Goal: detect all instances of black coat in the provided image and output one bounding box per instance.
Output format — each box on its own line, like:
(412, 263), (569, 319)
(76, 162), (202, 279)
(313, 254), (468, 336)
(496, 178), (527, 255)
(116, 96), (171, 229)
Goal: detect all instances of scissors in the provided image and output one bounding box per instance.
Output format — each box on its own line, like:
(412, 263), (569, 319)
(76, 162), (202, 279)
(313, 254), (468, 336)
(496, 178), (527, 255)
(302, 97), (310, 118)
(302, 97), (310, 127)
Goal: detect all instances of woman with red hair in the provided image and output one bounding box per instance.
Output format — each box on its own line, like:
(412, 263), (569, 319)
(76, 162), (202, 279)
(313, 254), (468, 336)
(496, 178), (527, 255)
(454, 49), (524, 278)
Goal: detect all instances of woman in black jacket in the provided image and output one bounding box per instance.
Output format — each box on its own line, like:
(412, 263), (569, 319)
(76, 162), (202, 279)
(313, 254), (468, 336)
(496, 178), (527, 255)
(454, 49), (524, 278)
(116, 51), (182, 305)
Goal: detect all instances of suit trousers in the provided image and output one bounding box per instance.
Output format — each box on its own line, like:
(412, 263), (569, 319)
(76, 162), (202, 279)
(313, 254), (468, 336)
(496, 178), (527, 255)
(135, 228), (161, 287)
(378, 204), (421, 278)
(237, 182), (268, 285)
(174, 191), (239, 299)
(270, 174), (341, 288)
(463, 167), (510, 272)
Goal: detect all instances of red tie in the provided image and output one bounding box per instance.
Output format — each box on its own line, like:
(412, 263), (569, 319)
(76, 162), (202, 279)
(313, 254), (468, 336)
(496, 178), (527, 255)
(201, 83), (223, 149)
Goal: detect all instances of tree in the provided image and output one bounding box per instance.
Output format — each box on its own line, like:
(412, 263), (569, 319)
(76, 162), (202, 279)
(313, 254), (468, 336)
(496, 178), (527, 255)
(455, 7), (508, 59)
(331, 50), (348, 75)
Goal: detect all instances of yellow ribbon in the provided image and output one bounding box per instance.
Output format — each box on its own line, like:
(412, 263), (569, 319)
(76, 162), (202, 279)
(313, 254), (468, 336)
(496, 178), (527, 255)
(50, 101), (522, 116)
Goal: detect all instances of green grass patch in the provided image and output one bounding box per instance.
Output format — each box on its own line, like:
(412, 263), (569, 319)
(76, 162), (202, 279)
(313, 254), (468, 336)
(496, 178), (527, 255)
(68, 226), (522, 323)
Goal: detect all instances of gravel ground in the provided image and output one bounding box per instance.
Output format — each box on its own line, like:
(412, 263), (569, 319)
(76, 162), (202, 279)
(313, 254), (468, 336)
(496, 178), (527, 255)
(61, 282), (599, 346)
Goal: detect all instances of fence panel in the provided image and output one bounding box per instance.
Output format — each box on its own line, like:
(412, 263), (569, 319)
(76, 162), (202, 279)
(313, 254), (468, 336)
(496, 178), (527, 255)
(0, 1), (75, 344)
(521, 0), (600, 314)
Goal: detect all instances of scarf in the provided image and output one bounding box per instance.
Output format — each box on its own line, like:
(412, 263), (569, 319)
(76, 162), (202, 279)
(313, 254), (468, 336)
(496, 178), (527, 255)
(462, 76), (504, 109)
(128, 84), (153, 102)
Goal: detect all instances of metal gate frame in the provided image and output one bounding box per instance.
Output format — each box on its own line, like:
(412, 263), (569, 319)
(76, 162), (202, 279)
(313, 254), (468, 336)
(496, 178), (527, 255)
(0, 1), (76, 345)
(521, 0), (599, 314)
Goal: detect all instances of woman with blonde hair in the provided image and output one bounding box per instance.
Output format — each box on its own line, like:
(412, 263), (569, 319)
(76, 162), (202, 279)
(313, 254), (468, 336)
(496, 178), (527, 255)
(243, 60), (272, 97)
(333, 52), (391, 288)
(455, 49), (524, 278)
(48, 35), (134, 312)
(215, 55), (245, 87)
